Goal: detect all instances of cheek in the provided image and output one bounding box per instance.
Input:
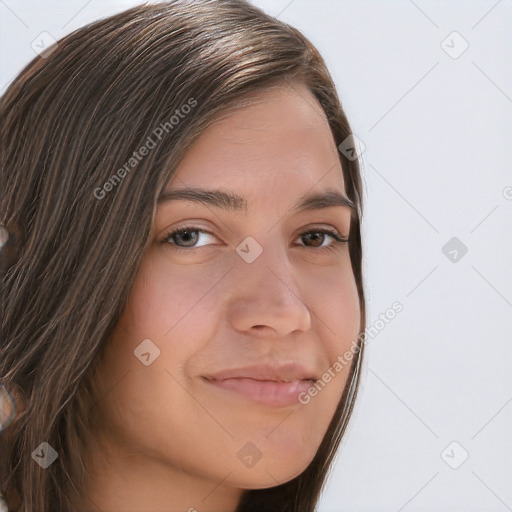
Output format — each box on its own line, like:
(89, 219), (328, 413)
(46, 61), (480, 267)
(107, 254), (228, 401)
(122, 254), (224, 341)
(91, 255), (227, 450)
(305, 261), (361, 348)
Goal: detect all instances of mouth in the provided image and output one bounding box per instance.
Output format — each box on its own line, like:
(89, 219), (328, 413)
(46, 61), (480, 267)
(201, 376), (317, 407)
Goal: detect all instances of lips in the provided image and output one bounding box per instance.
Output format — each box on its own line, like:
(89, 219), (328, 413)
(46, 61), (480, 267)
(203, 362), (319, 383)
(202, 362), (319, 407)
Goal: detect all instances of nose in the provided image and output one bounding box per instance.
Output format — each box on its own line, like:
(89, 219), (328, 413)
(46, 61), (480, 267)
(226, 239), (312, 338)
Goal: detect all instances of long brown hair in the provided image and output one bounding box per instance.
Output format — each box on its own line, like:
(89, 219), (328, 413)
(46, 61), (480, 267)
(0, 1), (366, 510)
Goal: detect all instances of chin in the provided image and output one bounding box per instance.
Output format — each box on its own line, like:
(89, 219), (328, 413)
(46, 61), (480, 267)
(227, 450), (316, 490)
(235, 463), (310, 490)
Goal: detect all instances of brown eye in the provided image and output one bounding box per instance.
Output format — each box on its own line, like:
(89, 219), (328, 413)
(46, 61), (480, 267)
(296, 229), (349, 253)
(301, 231), (326, 248)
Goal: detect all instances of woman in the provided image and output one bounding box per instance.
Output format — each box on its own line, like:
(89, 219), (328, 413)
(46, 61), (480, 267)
(0, 1), (366, 511)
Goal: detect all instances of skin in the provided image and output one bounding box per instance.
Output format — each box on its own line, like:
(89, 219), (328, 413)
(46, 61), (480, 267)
(77, 83), (361, 512)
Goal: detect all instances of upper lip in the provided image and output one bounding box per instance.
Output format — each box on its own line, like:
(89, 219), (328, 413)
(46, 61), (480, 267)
(203, 362), (319, 383)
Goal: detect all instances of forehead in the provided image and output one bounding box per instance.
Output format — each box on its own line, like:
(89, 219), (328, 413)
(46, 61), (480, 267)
(164, 84), (346, 208)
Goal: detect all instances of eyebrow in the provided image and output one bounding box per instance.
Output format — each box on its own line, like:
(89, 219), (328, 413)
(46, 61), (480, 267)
(157, 187), (355, 214)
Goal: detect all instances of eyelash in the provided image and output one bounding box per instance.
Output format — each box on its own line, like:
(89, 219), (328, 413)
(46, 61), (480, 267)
(159, 225), (350, 255)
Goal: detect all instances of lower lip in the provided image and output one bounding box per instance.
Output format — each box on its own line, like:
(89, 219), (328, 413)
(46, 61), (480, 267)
(203, 377), (315, 407)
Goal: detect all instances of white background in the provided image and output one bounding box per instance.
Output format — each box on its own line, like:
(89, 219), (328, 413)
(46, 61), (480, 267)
(1, 1), (511, 510)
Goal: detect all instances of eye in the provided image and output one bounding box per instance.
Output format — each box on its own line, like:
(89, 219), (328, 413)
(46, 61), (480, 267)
(159, 226), (216, 252)
(159, 225), (349, 254)
(297, 228), (349, 253)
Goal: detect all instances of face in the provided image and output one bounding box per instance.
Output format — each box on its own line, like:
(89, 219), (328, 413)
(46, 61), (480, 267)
(92, 83), (360, 494)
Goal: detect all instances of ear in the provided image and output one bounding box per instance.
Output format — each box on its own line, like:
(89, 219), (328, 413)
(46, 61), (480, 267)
(0, 381), (26, 430)
(0, 223), (8, 248)
(0, 493), (8, 512)
(0, 382), (26, 512)
(0, 221), (25, 275)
